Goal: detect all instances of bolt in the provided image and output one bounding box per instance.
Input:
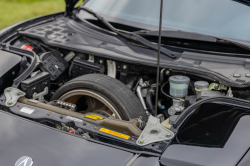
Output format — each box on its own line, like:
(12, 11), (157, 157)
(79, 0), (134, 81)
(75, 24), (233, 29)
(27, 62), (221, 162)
(150, 129), (158, 134)
(68, 32), (74, 36)
(123, 65), (127, 70)
(8, 101), (13, 105)
(60, 116), (63, 119)
(99, 59), (103, 64)
(166, 133), (172, 138)
(165, 70), (170, 75)
(139, 139), (144, 144)
(17, 92), (23, 96)
(47, 113), (50, 116)
(83, 122), (86, 126)
(94, 127), (97, 130)
(131, 138), (135, 141)
(17, 104), (19, 107)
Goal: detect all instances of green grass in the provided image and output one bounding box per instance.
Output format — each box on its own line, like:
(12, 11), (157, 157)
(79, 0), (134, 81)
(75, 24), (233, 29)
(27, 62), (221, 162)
(0, 0), (82, 30)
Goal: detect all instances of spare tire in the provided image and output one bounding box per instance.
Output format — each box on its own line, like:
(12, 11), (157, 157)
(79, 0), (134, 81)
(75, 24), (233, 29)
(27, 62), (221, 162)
(51, 74), (148, 122)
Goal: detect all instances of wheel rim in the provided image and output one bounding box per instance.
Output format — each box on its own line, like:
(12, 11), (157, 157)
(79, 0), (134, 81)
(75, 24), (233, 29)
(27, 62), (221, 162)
(58, 89), (122, 120)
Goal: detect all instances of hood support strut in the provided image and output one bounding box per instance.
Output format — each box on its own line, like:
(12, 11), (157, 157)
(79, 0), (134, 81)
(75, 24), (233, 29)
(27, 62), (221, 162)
(64, 0), (80, 17)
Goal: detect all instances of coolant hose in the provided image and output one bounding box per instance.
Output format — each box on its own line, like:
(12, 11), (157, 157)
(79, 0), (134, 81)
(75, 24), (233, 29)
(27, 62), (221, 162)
(146, 89), (156, 116)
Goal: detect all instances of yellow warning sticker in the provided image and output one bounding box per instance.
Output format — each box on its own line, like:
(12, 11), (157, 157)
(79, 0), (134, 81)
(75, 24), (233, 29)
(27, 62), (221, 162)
(85, 114), (104, 120)
(99, 128), (130, 140)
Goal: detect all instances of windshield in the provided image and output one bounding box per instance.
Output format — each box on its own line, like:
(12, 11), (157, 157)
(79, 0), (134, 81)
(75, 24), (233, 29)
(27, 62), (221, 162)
(84, 0), (250, 41)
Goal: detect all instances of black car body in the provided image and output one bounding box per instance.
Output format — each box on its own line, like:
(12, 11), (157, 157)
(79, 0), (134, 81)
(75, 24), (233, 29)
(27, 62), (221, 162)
(1, 0), (250, 165)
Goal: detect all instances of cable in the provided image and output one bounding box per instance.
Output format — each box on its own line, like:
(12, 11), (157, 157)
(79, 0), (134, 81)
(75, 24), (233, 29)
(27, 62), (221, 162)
(161, 81), (185, 102)
(146, 89), (156, 116)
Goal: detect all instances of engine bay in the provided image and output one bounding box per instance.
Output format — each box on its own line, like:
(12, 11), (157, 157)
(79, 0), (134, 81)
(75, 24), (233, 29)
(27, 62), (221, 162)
(1, 15), (250, 156)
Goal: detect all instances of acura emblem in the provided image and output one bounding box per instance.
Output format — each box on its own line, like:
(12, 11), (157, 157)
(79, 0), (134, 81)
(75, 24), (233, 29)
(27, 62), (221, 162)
(15, 156), (33, 166)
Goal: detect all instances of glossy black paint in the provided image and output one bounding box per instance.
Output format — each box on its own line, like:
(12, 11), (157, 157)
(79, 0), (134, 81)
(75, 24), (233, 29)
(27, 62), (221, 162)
(0, 110), (159, 166)
(161, 115), (250, 166)
(175, 103), (250, 148)
(238, 149), (250, 166)
(0, 50), (21, 93)
(131, 156), (159, 166)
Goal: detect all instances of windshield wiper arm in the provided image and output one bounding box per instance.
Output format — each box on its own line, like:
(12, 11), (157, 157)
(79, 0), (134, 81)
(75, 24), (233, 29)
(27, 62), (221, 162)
(80, 7), (176, 59)
(136, 29), (250, 52)
(135, 30), (218, 42)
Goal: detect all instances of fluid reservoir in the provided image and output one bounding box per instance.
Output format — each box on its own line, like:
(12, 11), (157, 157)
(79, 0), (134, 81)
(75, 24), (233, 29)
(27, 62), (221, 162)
(169, 75), (190, 98)
(194, 81), (209, 93)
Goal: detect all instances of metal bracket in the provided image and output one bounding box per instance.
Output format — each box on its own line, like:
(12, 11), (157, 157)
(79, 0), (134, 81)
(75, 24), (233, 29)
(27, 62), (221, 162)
(120, 63), (129, 83)
(32, 87), (48, 102)
(4, 87), (26, 107)
(136, 115), (174, 146)
(168, 100), (185, 116)
(88, 55), (95, 63)
(107, 60), (116, 78)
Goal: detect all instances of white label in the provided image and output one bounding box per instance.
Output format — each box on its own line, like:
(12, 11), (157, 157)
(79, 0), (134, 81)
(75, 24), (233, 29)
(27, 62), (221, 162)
(20, 107), (35, 114)
(66, 116), (83, 123)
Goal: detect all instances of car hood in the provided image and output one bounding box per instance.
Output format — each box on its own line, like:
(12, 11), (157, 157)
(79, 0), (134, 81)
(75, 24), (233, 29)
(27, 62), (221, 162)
(0, 110), (158, 166)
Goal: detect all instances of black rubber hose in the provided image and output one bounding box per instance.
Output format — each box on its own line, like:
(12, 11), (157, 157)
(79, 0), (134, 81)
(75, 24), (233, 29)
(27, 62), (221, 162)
(146, 89), (156, 116)
(160, 69), (166, 86)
